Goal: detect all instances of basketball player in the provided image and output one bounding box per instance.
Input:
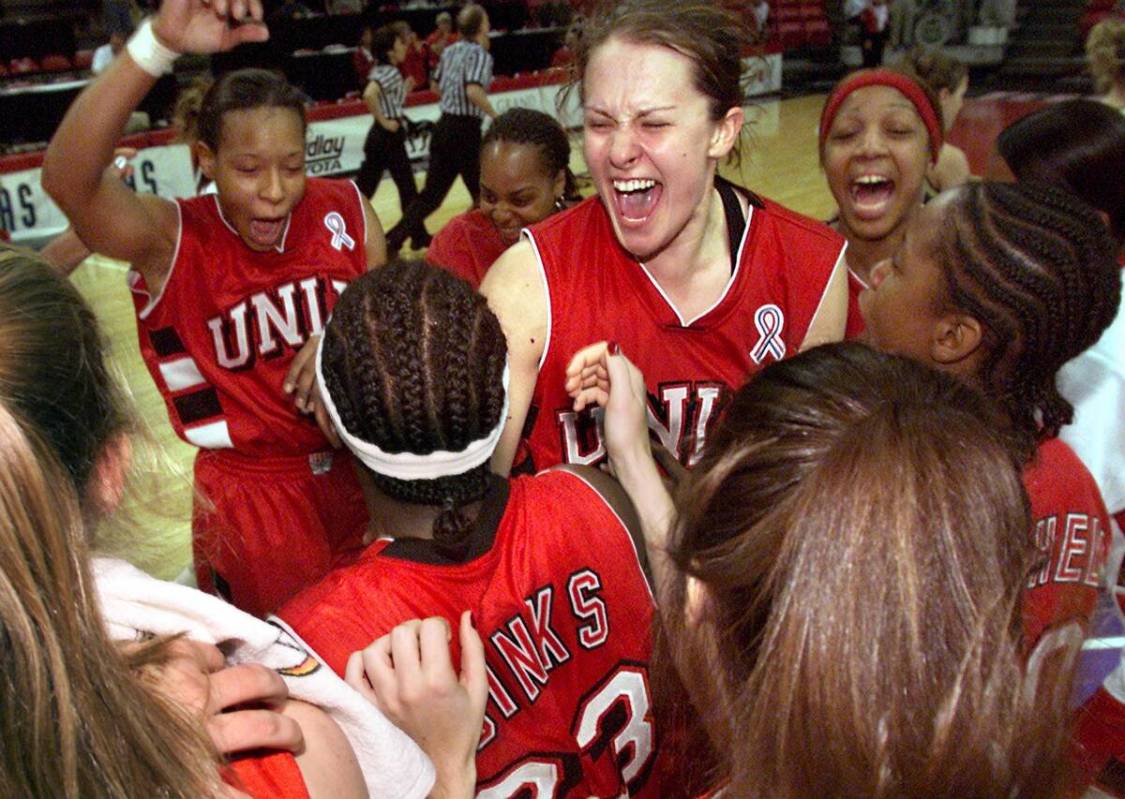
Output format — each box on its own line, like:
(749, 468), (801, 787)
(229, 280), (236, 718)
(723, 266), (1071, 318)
(817, 67), (943, 338)
(42, 0), (386, 616)
(482, 0), (849, 476)
(590, 342), (1078, 798)
(427, 108), (579, 288)
(857, 182), (1118, 653)
(276, 261), (672, 797)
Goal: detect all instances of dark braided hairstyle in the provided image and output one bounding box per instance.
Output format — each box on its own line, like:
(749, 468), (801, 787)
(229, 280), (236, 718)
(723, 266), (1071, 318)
(937, 181), (1121, 457)
(320, 260), (508, 553)
(481, 107), (580, 201)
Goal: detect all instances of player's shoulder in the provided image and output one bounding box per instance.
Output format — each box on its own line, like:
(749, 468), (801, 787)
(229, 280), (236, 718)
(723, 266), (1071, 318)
(1024, 436), (1107, 517)
(752, 192), (845, 248)
(276, 551), (384, 629)
(513, 468), (614, 515)
(525, 198), (612, 264)
(303, 177), (362, 208)
(438, 208), (490, 240)
(530, 196), (603, 238)
(1028, 436), (1095, 481)
(521, 467), (642, 537)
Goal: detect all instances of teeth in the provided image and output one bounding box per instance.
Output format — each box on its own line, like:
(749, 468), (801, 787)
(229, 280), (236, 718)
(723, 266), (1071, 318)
(854, 175), (889, 185)
(613, 178), (657, 192)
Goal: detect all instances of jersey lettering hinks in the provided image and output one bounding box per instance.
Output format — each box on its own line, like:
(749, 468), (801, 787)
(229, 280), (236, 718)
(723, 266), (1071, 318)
(278, 471), (668, 798)
(525, 192), (846, 472)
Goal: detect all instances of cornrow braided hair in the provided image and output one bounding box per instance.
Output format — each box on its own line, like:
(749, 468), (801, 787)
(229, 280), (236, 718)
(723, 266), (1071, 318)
(320, 260), (508, 555)
(482, 107), (580, 201)
(938, 182), (1121, 456)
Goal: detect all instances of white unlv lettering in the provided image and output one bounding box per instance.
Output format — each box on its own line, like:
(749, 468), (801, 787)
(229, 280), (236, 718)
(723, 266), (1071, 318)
(208, 276), (342, 369)
(558, 383), (726, 467)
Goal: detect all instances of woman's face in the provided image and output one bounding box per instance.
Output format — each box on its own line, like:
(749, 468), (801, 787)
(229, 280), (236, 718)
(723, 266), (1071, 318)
(582, 36), (739, 261)
(858, 197), (948, 362)
(391, 36), (408, 65)
(200, 106), (307, 252)
(479, 140), (565, 245)
(822, 85), (931, 245)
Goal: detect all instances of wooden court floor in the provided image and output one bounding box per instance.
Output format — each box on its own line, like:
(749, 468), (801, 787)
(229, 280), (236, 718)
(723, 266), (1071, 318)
(73, 90), (1032, 579)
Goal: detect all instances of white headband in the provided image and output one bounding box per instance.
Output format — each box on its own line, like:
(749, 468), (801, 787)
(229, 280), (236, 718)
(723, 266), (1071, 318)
(315, 334), (510, 481)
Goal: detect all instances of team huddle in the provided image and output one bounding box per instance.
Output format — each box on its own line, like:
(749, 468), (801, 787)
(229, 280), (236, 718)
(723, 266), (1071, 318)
(3, 0), (1124, 797)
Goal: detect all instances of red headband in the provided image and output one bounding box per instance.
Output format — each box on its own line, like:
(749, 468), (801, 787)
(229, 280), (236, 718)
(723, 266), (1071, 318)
(819, 68), (943, 164)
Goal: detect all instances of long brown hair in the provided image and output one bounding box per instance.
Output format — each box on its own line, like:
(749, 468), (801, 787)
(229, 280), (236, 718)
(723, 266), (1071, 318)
(0, 402), (224, 798)
(0, 248), (131, 501)
(662, 343), (1076, 798)
(0, 249), (225, 797)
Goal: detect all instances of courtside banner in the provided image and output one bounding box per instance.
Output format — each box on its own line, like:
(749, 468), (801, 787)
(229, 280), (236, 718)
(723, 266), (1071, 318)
(1, 53), (781, 243)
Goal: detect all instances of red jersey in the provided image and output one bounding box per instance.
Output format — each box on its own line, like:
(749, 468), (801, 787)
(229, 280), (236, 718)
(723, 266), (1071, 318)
(278, 470), (668, 798)
(227, 752), (309, 799)
(427, 208), (507, 288)
(845, 268), (867, 339)
(1022, 437), (1110, 647)
(129, 179), (369, 457)
(523, 193), (846, 471)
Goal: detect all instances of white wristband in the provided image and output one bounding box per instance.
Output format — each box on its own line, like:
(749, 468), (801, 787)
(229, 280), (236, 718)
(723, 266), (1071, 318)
(126, 18), (180, 77)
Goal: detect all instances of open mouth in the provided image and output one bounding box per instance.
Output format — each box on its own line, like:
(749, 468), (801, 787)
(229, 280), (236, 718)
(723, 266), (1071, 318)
(847, 174), (896, 221)
(612, 178), (662, 223)
(248, 217), (285, 248)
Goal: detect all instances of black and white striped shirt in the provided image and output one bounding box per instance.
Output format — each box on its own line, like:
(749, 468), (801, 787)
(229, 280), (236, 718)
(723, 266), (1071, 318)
(434, 40), (493, 118)
(367, 63), (407, 119)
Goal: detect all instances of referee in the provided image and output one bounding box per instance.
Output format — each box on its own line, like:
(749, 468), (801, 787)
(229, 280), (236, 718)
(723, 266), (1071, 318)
(355, 25), (428, 248)
(387, 3), (497, 253)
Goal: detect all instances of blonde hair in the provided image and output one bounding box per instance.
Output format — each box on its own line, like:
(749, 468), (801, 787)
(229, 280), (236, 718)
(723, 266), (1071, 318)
(0, 401), (225, 798)
(1087, 18), (1125, 94)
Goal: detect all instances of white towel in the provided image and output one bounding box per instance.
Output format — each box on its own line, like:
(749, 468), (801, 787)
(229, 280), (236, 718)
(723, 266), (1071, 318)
(93, 557), (434, 799)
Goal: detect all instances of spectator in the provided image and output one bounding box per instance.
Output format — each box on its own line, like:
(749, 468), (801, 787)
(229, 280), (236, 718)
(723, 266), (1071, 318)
(550, 22), (581, 67)
(424, 10), (457, 73)
(102, 0), (138, 36)
(268, 0), (313, 22)
(92, 31), (128, 75)
(751, 0), (770, 42)
(861, 0), (890, 67)
(354, 25), (375, 90)
(845, 0), (868, 41)
(889, 0), (916, 49)
(1087, 18), (1125, 111)
(901, 46), (971, 193)
(391, 21), (428, 89)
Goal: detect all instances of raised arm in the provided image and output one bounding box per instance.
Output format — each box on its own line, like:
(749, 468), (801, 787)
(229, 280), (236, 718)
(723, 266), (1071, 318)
(479, 240), (548, 475)
(567, 344), (677, 588)
(41, 0), (268, 290)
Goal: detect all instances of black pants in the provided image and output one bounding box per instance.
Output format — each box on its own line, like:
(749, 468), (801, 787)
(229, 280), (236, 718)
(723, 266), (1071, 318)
(355, 121), (427, 243)
(388, 113), (482, 251)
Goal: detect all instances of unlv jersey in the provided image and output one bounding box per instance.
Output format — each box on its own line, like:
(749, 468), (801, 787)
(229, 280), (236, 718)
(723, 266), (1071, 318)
(129, 178), (369, 457)
(523, 191), (846, 471)
(276, 469), (667, 798)
(1022, 436), (1110, 648)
